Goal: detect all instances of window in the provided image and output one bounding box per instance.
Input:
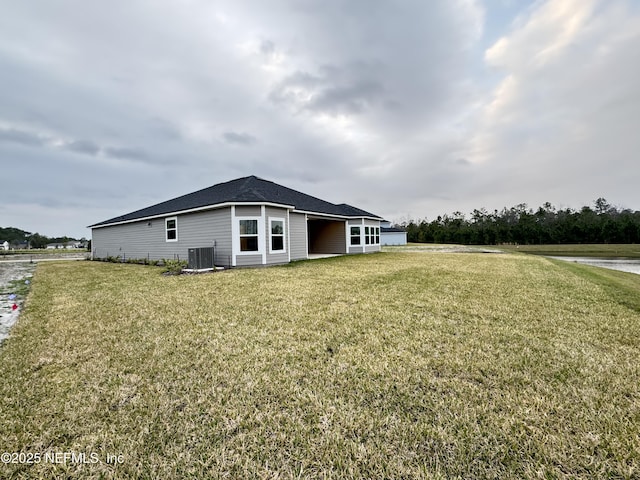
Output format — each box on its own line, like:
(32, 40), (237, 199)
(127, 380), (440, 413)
(270, 219), (285, 252)
(363, 225), (380, 245)
(350, 226), (361, 245)
(239, 219), (259, 252)
(165, 217), (177, 242)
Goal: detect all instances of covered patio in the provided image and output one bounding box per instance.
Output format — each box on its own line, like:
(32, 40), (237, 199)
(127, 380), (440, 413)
(307, 217), (347, 255)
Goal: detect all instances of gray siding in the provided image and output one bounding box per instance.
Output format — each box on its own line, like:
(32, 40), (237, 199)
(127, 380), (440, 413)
(92, 208), (233, 266)
(236, 254), (262, 267)
(289, 213), (307, 260)
(265, 207), (289, 265)
(181, 209), (233, 266)
(92, 203), (379, 268)
(235, 205), (261, 216)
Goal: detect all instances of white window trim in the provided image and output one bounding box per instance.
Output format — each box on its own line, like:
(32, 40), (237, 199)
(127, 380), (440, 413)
(165, 216), (178, 242)
(269, 217), (287, 254)
(361, 224), (380, 246)
(286, 210), (291, 262)
(237, 217), (263, 255)
(260, 205), (267, 265)
(349, 225), (362, 246)
(304, 214), (309, 259)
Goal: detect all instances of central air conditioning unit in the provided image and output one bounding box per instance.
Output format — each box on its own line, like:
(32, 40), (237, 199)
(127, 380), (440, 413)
(188, 247), (215, 269)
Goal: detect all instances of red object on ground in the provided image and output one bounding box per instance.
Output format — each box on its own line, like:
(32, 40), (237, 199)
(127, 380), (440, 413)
(12, 304), (18, 311)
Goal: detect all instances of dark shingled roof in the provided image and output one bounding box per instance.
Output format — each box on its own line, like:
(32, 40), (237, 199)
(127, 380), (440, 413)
(90, 176), (382, 227)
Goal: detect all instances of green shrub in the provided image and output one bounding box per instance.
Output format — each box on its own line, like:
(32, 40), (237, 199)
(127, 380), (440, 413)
(92, 256), (180, 271)
(162, 259), (187, 275)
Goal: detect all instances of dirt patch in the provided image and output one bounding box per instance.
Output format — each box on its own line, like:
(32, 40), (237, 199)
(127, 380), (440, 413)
(0, 251), (87, 262)
(0, 262), (36, 344)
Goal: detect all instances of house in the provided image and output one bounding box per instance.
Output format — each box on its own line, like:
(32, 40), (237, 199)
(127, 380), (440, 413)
(380, 221), (407, 246)
(0, 240), (9, 251)
(46, 241), (82, 249)
(89, 176), (383, 267)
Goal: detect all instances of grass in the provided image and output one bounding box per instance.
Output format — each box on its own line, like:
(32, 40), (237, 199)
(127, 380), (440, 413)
(495, 244), (640, 258)
(0, 253), (639, 478)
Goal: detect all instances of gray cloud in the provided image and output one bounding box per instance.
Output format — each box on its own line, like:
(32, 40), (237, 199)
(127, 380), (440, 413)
(262, 0), (482, 133)
(66, 140), (99, 155)
(0, 0), (638, 238)
(103, 146), (150, 162)
(260, 39), (276, 56)
(308, 79), (384, 115)
(270, 64), (386, 116)
(0, 128), (45, 147)
(222, 131), (257, 146)
(146, 117), (182, 142)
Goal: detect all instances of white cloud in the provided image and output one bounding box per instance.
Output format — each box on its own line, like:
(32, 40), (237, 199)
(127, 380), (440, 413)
(485, 0), (599, 69)
(459, 0), (640, 213)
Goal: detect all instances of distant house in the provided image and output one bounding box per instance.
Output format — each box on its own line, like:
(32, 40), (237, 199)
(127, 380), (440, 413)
(380, 221), (407, 246)
(46, 241), (81, 250)
(0, 240), (9, 251)
(89, 176), (383, 268)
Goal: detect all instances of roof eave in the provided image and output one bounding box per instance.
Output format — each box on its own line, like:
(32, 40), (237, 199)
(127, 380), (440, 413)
(89, 201), (297, 229)
(293, 209), (383, 221)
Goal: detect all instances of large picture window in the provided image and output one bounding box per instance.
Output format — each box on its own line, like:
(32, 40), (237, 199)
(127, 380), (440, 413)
(165, 217), (178, 242)
(239, 219), (259, 252)
(364, 225), (380, 245)
(350, 226), (361, 245)
(270, 218), (285, 252)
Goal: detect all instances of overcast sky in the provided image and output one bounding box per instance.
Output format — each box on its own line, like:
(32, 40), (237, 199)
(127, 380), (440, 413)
(1, 0), (639, 238)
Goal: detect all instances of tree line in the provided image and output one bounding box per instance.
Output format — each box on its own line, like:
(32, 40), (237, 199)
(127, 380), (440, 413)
(400, 198), (640, 245)
(0, 227), (86, 249)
